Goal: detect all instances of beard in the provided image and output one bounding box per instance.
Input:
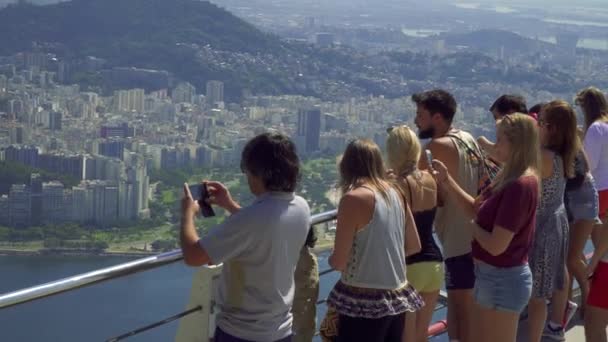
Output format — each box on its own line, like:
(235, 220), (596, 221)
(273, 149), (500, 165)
(418, 127), (435, 139)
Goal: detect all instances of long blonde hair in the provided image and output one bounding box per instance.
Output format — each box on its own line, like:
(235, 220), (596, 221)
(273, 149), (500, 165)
(339, 139), (390, 199)
(492, 113), (541, 193)
(386, 125), (420, 175)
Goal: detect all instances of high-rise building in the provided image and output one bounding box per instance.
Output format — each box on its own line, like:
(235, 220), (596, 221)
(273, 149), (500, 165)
(38, 153), (86, 180)
(297, 108), (321, 153)
(3, 145), (39, 167)
(0, 195), (9, 226)
(42, 181), (66, 224)
(100, 123), (133, 139)
(9, 126), (28, 144)
(30, 173), (43, 226)
(71, 185), (91, 223)
(172, 82), (196, 103)
(0, 75), (7, 93)
(49, 111), (62, 131)
(9, 184), (30, 227)
(98, 139), (125, 160)
(114, 88), (145, 113)
(205, 80), (224, 105)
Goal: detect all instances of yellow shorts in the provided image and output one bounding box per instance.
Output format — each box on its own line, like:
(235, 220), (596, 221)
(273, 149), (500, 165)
(407, 261), (444, 293)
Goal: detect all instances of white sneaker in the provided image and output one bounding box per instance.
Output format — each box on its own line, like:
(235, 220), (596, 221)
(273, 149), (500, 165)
(542, 324), (566, 341)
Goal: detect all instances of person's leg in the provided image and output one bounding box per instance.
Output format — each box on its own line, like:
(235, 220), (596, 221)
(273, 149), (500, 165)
(386, 312), (406, 342)
(527, 297), (548, 342)
(336, 314), (392, 342)
(586, 261), (608, 342)
(414, 291), (440, 342)
(585, 305), (608, 342)
(446, 289), (474, 342)
(548, 267), (570, 326)
(475, 304), (520, 342)
(444, 255), (475, 342)
(567, 219), (594, 315)
(403, 311), (416, 342)
(292, 247), (319, 342)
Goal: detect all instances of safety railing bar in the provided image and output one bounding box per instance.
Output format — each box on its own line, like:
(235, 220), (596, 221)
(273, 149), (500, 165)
(0, 210), (338, 310)
(106, 305), (202, 342)
(319, 268), (334, 277)
(0, 249), (183, 309)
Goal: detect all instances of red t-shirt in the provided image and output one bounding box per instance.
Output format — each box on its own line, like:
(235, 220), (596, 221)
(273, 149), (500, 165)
(473, 175), (539, 267)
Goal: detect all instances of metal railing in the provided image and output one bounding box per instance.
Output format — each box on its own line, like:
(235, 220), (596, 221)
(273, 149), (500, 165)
(0, 209), (337, 310)
(0, 207), (455, 341)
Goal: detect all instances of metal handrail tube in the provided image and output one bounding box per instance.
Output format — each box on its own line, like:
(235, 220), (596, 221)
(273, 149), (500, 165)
(106, 305), (203, 342)
(0, 209), (338, 310)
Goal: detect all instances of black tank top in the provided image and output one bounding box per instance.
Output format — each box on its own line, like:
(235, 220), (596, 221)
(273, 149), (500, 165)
(402, 176), (444, 265)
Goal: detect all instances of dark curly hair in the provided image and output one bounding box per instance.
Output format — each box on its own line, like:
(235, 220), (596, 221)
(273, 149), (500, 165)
(240, 132), (301, 192)
(411, 89), (457, 123)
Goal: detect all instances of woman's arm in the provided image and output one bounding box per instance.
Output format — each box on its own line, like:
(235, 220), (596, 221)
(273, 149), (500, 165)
(329, 192), (369, 271)
(471, 224), (515, 256)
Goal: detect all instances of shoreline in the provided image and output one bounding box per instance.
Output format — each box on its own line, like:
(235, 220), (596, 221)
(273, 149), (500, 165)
(0, 248), (156, 258)
(0, 236), (335, 258)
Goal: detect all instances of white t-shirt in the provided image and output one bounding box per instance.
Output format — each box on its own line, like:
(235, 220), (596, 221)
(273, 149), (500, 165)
(584, 121), (608, 191)
(200, 192), (310, 341)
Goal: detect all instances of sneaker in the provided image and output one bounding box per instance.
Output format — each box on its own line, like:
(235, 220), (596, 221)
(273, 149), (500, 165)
(563, 300), (578, 327)
(542, 324), (566, 341)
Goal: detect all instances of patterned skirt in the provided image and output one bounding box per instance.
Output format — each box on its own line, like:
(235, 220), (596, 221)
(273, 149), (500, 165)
(320, 281), (424, 341)
(326, 280), (424, 318)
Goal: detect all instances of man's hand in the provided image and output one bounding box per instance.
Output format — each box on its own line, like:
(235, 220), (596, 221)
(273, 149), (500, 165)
(181, 184), (200, 219)
(206, 181), (241, 214)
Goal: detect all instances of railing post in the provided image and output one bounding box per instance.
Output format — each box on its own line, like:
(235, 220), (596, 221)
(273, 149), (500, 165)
(175, 264), (223, 342)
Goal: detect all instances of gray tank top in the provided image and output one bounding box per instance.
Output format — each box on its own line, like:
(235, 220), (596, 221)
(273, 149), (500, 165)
(341, 187), (407, 290)
(434, 130), (479, 258)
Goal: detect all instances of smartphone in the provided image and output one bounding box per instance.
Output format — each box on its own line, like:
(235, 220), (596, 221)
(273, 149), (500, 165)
(425, 149), (433, 169)
(188, 183), (215, 217)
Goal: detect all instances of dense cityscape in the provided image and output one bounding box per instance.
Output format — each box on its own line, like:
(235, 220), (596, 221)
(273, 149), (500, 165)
(0, 0), (607, 251)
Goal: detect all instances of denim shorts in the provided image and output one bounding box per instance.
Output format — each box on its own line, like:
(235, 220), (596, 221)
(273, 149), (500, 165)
(474, 262), (532, 313)
(565, 176), (601, 224)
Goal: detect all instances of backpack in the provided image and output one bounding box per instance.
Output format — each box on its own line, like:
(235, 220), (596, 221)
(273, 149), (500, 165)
(447, 132), (501, 195)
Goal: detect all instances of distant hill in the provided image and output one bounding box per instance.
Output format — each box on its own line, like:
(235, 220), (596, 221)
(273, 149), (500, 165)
(0, 0), (281, 55)
(443, 29), (555, 53)
(0, 0), (295, 99)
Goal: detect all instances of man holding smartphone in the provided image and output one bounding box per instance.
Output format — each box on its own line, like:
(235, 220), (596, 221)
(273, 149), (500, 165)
(180, 132), (311, 342)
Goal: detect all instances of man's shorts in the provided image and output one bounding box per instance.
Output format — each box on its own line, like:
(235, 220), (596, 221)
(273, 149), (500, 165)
(444, 253), (475, 290)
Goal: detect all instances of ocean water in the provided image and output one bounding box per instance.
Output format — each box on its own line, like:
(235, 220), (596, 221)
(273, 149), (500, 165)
(0, 253), (449, 341)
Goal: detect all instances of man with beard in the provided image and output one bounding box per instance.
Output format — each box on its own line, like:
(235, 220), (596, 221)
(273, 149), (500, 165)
(413, 89), (481, 342)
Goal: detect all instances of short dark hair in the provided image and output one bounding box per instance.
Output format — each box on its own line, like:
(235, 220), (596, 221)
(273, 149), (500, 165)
(240, 132), (301, 192)
(528, 102), (546, 115)
(489, 95), (528, 116)
(411, 89), (457, 123)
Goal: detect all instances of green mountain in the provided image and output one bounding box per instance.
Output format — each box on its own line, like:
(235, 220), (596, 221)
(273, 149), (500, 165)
(0, 0), (298, 99)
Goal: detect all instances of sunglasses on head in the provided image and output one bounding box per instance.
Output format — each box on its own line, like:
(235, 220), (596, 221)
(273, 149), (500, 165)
(386, 124), (410, 133)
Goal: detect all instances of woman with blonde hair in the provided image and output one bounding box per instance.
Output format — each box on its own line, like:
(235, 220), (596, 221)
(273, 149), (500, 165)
(327, 138), (423, 342)
(386, 125), (443, 342)
(433, 114), (541, 342)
